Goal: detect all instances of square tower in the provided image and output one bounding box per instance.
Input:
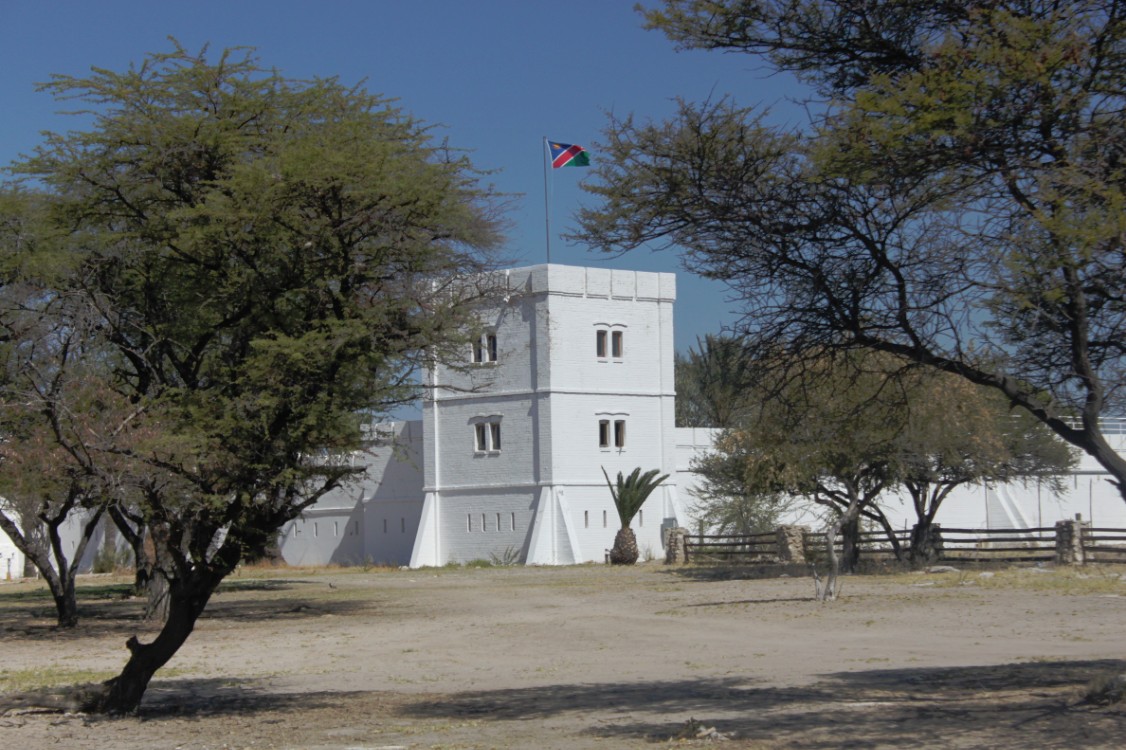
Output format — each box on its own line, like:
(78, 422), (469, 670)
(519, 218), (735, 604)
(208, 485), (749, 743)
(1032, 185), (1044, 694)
(410, 264), (686, 566)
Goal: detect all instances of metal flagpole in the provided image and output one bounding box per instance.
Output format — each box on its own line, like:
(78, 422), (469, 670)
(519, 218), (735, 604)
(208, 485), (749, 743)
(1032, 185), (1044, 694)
(542, 136), (552, 263)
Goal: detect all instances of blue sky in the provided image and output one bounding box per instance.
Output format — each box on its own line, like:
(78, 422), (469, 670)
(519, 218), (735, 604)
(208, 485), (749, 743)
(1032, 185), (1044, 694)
(1, 0), (804, 353)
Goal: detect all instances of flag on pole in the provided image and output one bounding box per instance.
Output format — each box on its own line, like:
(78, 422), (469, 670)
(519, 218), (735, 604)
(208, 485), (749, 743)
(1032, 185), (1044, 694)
(548, 141), (590, 168)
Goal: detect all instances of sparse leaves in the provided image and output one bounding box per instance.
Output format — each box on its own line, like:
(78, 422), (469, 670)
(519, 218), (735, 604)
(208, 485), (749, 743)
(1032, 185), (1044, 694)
(581, 1), (1126, 498)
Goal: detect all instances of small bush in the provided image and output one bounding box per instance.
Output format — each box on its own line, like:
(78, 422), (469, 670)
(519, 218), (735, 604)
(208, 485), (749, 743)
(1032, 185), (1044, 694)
(1083, 673), (1126, 706)
(488, 546), (521, 566)
(463, 558), (495, 569)
(91, 546), (133, 575)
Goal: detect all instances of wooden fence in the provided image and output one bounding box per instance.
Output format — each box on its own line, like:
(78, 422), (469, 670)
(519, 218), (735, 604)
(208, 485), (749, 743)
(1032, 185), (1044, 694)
(681, 531), (778, 563)
(1085, 528), (1126, 563)
(939, 527), (1056, 563)
(682, 522), (1126, 566)
(801, 529), (909, 562)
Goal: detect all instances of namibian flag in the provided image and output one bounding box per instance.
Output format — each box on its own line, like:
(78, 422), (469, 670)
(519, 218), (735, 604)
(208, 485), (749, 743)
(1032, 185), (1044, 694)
(549, 141), (590, 168)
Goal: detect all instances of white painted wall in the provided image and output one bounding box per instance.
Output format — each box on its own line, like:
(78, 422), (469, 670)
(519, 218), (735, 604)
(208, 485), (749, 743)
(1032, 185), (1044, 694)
(680, 428), (1126, 535)
(281, 421), (424, 566)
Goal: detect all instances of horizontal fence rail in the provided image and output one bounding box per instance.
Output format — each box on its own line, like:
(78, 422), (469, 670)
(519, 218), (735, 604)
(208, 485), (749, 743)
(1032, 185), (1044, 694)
(1085, 528), (1126, 562)
(683, 532), (776, 563)
(680, 523), (1126, 566)
(939, 527), (1056, 563)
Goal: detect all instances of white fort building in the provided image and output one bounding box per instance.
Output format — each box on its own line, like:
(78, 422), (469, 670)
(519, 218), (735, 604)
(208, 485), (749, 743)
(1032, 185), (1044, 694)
(2, 264), (1125, 574)
(283, 264), (697, 567)
(278, 264), (1126, 568)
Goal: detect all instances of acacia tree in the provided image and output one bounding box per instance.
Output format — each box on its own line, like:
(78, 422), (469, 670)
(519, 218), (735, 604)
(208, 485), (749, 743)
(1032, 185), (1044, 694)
(0, 412), (106, 629)
(675, 335), (793, 532)
(689, 444), (793, 535)
(694, 348), (1076, 578)
(0, 388), (116, 628)
(712, 352), (904, 575)
(891, 377), (1076, 563)
(579, 1), (1126, 500)
(5, 43), (504, 713)
(0, 189), (129, 627)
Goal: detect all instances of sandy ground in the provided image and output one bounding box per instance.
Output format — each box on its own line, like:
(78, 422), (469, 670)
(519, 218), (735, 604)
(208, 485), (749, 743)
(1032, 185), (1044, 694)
(1, 563), (1125, 749)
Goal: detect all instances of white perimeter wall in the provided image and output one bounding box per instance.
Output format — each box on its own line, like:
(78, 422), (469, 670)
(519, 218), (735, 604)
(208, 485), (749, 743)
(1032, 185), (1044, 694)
(677, 429), (1126, 534)
(280, 421), (425, 567)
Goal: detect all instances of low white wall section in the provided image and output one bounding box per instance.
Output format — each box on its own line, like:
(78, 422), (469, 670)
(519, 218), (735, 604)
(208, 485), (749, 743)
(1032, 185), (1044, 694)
(280, 421), (425, 567)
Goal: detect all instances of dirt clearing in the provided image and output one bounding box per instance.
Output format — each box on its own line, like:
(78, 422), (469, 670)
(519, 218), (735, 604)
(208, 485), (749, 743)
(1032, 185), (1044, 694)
(2, 563), (1125, 748)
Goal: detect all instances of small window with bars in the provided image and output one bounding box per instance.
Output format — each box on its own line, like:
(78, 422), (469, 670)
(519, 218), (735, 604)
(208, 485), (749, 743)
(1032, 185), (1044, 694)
(472, 332), (499, 363)
(473, 419), (502, 452)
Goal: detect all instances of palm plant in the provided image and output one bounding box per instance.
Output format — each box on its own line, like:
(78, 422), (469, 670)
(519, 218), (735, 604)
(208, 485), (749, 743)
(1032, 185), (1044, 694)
(603, 467), (669, 565)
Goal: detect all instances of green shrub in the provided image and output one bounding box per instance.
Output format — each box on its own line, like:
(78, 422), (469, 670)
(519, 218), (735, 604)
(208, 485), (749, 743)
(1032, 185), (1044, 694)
(91, 546), (133, 574)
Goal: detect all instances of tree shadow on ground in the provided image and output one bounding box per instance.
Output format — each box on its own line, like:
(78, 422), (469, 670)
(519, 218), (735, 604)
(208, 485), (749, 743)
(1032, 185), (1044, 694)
(200, 592), (372, 623)
(683, 596), (815, 606)
(0, 677), (355, 720)
(400, 659), (1126, 749)
(134, 677), (347, 718)
(15, 660), (1121, 749)
(215, 577), (320, 592)
(663, 559), (919, 583)
(662, 563), (813, 582)
(0, 591), (372, 641)
(0, 576), (319, 606)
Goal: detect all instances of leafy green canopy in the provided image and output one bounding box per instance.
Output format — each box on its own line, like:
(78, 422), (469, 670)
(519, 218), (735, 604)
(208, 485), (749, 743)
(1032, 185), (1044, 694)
(580, 1), (1126, 498)
(603, 466), (669, 527)
(11, 43), (504, 537)
(691, 348), (1074, 561)
(733, 352), (1071, 490)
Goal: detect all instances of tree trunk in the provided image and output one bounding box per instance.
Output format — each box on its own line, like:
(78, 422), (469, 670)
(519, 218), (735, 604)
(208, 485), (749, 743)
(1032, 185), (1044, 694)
(908, 521), (943, 567)
(45, 505), (104, 627)
(1082, 429), (1126, 503)
(839, 514), (861, 573)
(609, 527), (639, 565)
(83, 573), (218, 714)
(862, 506), (904, 562)
(108, 506), (154, 595)
(0, 503), (102, 628)
(143, 572), (171, 622)
(904, 481), (959, 566)
(1036, 386), (1126, 503)
(52, 575), (80, 628)
(141, 522), (174, 622)
(816, 521), (841, 601)
(815, 492), (866, 601)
